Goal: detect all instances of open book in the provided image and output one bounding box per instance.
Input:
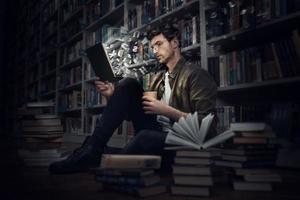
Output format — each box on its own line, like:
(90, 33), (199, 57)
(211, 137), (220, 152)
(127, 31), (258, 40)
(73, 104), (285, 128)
(165, 112), (234, 150)
(86, 43), (123, 82)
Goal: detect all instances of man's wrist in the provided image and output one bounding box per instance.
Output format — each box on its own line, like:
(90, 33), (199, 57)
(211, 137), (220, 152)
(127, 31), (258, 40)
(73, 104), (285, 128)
(167, 106), (187, 121)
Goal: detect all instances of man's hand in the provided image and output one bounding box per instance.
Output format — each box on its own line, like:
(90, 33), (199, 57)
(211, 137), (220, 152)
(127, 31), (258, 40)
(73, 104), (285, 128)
(142, 96), (169, 115)
(94, 77), (115, 98)
(142, 96), (188, 121)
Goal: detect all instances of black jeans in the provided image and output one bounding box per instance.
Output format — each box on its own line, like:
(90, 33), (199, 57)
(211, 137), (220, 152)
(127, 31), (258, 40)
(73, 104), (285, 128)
(91, 78), (167, 155)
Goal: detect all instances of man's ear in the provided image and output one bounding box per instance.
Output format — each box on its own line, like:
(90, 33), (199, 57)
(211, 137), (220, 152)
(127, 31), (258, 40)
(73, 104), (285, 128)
(171, 38), (179, 49)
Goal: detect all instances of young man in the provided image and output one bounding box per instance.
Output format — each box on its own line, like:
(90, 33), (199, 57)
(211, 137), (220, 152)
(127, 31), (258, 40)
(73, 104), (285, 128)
(49, 24), (217, 174)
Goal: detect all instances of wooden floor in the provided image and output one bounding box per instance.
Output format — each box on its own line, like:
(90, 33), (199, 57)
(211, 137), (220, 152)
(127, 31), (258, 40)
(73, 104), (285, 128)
(2, 161), (300, 200)
(1, 137), (300, 200)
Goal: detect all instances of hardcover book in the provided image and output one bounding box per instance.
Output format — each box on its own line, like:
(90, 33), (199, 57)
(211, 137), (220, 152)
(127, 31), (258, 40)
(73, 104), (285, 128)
(86, 43), (122, 82)
(100, 154), (161, 169)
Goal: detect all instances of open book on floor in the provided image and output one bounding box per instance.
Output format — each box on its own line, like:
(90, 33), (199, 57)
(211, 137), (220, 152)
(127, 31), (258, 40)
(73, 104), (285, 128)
(165, 112), (234, 150)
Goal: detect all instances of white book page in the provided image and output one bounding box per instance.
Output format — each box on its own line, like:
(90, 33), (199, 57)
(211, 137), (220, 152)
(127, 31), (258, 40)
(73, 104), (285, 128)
(202, 130), (235, 149)
(169, 126), (190, 141)
(172, 121), (194, 143)
(193, 112), (200, 137)
(185, 113), (200, 143)
(165, 131), (200, 150)
(177, 116), (198, 143)
(198, 113), (214, 145)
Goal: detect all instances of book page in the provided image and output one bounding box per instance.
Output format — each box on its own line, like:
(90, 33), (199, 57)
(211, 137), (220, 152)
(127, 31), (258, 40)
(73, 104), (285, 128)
(172, 121), (194, 143)
(202, 130), (235, 149)
(165, 130), (200, 150)
(185, 113), (201, 144)
(198, 113), (214, 145)
(177, 116), (199, 143)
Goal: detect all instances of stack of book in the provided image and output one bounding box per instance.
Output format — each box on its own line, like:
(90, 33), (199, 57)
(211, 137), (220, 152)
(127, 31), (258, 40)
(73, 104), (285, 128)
(94, 154), (167, 198)
(170, 148), (221, 197)
(215, 122), (281, 191)
(164, 112), (234, 197)
(18, 101), (65, 166)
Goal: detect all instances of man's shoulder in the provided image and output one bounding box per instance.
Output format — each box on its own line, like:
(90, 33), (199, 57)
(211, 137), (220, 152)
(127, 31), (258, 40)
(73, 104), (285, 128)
(182, 61), (208, 76)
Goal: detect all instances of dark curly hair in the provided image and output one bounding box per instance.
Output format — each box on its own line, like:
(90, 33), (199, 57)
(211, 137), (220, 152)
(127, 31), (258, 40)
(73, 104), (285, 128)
(146, 23), (181, 47)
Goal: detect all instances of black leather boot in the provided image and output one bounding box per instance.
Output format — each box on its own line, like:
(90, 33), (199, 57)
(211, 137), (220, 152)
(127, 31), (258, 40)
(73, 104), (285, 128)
(49, 137), (102, 174)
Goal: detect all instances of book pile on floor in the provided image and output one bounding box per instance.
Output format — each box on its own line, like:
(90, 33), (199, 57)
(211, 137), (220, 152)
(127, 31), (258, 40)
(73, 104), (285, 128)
(18, 101), (65, 166)
(170, 148), (221, 197)
(164, 112), (234, 196)
(215, 122), (282, 191)
(93, 154), (167, 197)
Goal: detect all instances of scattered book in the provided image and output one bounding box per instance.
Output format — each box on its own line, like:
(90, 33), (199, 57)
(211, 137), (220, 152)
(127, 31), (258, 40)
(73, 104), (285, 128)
(165, 112), (234, 150)
(174, 157), (213, 166)
(175, 148), (221, 158)
(102, 184), (166, 197)
(243, 173), (282, 182)
(22, 118), (61, 127)
(172, 165), (212, 176)
(173, 175), (214, 186)
(233, 181), (272, 191)
(26, 101), (55, 108)
(100, 154), (161, 169)
(230, 122), (271, 132)
(96, 174), (161, 187)
(93, 168), (155, 177)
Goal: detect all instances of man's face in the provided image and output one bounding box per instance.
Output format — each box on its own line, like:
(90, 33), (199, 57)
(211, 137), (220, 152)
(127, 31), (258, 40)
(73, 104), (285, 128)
(150, 33), (175, 64)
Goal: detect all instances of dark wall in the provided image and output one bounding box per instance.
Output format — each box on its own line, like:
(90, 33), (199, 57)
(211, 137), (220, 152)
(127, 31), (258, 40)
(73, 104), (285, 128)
(0, 0), (7, 134)
(0, 1), (5, 71)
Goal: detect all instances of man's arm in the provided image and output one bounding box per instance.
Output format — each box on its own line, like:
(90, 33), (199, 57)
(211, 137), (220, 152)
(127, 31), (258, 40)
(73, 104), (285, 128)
(142, 96), (188, 121)
(188, 68), (217, 121)
(143, 96), (188, 121)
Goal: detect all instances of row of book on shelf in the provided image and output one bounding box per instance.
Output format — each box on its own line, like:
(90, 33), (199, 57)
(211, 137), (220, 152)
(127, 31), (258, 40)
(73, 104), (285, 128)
(87, 15), (200, 53)
(206, 0), (300, 39)
(57, 83), (109, 112)
(216, 103), (299, 140)
(208, 29), (300, 87)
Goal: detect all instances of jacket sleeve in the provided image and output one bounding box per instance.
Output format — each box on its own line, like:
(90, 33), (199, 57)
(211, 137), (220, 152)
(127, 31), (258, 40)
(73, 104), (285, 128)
(188, 68), (218, 138)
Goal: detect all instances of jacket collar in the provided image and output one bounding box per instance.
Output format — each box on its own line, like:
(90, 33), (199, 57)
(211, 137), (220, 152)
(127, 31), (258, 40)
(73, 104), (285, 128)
(168, 57), (186, 79)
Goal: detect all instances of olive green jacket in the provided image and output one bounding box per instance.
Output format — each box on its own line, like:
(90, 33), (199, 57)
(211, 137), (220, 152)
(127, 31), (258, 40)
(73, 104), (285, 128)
(149, 57), (218, 137)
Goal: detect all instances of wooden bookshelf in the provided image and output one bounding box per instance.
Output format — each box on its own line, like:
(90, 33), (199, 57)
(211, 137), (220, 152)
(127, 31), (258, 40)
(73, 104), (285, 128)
(7, 0), (300, 149)
(218, 76), (300, 92)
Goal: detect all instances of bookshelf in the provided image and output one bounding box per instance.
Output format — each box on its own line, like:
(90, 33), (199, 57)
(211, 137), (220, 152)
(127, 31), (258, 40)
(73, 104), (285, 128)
(205, 0), (300, 147)
(7, 0), (300, 149)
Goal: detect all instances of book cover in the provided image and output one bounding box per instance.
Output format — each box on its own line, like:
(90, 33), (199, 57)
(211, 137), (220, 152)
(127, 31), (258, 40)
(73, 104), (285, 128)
(233, 181), (272, 191)
(95, 174), (160, 187)
(93, 168), (155, 177)
(100, 154), (161, 169)
(172, 165), (212, 176)
(102, 183), (166, 197)
(173, 175), (214, 186)
(230, 122), (271, 132)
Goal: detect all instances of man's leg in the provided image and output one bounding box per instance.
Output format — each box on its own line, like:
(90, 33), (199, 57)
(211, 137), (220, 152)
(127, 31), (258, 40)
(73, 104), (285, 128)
(49, 78), (160, 174)
(121, 130), (167, 155)
(121, 130), (175, 172)
(90, 78), (161, 147)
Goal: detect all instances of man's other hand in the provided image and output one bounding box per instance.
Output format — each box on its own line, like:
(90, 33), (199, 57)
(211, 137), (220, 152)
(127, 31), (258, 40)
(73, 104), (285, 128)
(94, 77), (115, 98)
